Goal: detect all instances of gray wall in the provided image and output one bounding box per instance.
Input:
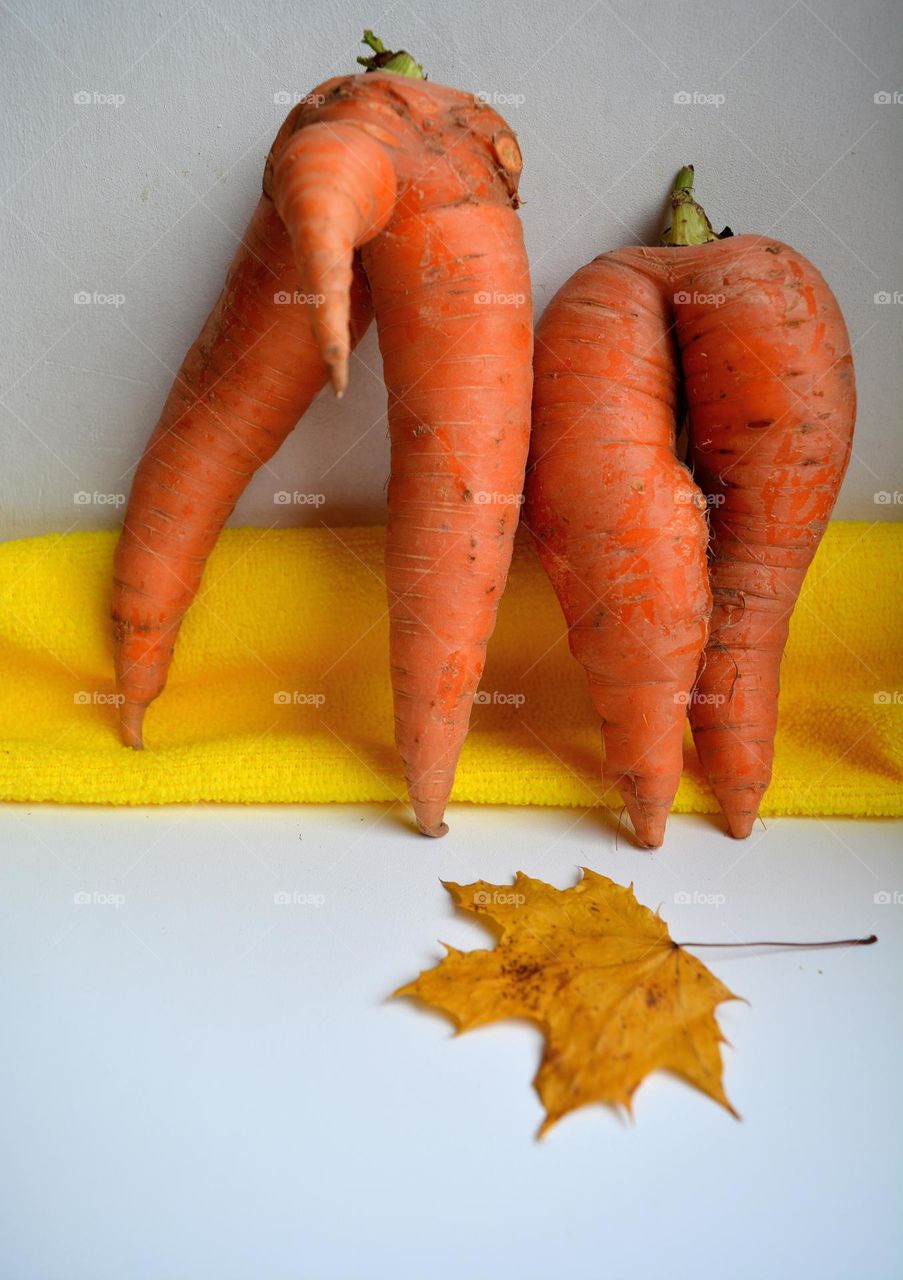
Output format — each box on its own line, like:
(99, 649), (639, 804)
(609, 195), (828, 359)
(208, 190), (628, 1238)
(2, 0), (901, 540)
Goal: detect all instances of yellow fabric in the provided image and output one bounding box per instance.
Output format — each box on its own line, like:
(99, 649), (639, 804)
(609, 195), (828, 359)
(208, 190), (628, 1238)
(0, 523), (900, 815)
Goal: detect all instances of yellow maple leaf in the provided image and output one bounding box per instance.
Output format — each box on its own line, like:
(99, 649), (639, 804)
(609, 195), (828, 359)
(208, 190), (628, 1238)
(395, 869), (742, 1134)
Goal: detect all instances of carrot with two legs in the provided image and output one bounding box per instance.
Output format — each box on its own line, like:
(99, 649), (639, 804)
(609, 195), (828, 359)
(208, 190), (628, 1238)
(527, 166), (855, 842)
(113, 34), (534, 837)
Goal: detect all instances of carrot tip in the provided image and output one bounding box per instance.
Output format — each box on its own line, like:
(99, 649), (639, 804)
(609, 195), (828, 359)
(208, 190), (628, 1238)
(416, 819), (449, 839)
(723, 809), (757, 840)
(120, 704), (146, 751)
(328, 359), (348, 399)
(633, 820), (666, 850)
(619, 787), (668, 849)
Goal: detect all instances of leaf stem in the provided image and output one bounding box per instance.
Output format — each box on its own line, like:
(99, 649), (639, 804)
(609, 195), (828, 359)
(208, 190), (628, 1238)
(675, 935), (877, 950)
(357, 29), (425, 78)
(661, 164), (717, 246)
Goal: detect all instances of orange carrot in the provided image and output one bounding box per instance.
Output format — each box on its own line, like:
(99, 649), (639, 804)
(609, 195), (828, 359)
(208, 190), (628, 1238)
(526, 255), (711, 848)
(528, 166), (855, 843)
(114, 34), (533, 838)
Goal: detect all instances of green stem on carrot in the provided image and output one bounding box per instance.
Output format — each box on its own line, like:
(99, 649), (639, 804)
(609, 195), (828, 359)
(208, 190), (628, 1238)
(661, 165), (717, 246)
(357, 29), (425, 79)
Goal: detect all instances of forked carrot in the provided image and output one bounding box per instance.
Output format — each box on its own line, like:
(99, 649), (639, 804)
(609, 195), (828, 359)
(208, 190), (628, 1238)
(528, 166), (855, 841)
(114, 33), (534, 838)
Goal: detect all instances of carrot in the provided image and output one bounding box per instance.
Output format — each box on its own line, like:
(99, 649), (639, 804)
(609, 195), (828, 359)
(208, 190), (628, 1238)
(528, 166), (855, 844)
(526, 251), (711, 848)
(113, 33), (533, 839)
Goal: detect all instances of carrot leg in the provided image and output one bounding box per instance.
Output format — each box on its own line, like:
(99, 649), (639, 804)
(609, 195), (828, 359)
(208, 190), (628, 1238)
(362, 204), (533, 836)
(113, 197), (373, 746)
(269, 122), (396, 396)
(679, 242), (856, 836)
(527, 257), (711, 848)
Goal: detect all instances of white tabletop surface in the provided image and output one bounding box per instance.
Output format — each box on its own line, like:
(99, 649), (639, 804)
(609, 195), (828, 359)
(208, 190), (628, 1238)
(2, 802), (901, 1280)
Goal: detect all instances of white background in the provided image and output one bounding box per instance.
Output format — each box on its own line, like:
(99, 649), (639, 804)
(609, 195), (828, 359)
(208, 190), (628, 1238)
(1, 0), (902, 540)
(1, 805), (901, 1278)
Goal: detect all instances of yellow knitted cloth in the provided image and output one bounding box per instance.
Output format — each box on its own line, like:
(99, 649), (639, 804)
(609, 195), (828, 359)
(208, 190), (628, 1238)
(0, 523), (899, 814)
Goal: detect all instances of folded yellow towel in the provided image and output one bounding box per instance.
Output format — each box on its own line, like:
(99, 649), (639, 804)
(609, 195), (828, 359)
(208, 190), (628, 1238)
(0, 523), (900, 817)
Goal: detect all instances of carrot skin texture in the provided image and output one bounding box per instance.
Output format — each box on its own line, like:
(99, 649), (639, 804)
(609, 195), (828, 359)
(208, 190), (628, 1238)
(113, 197), (373, 746)
(526, 257), (711, 848)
